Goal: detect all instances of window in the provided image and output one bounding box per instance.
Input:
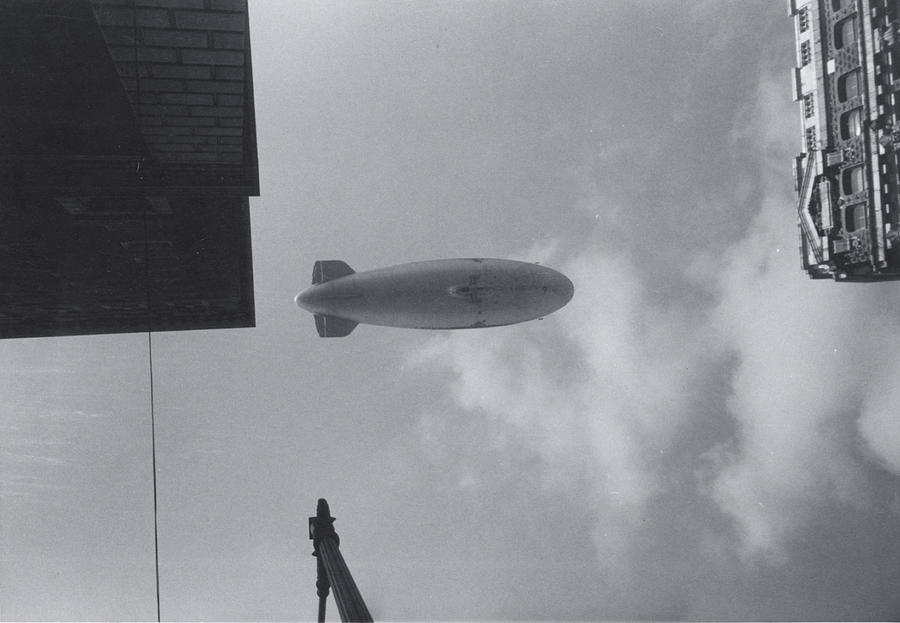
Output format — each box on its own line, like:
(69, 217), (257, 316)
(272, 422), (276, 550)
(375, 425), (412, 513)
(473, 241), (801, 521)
(845, 203), (867, 231)
(838, 69), (861, 102)
(842, 165), (865, 195)
(832, 0), (847, 11)
(804, 93), (815, 118)
(799, 7), (810, 33)
(801, 40), (812, 66)
(806, 126), (818, 150)
(835, 16), (857, 49)
(839, 108), (862, 139)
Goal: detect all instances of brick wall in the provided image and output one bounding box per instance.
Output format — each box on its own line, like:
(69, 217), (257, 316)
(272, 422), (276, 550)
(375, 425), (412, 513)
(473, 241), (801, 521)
(90, 0), (251, 166)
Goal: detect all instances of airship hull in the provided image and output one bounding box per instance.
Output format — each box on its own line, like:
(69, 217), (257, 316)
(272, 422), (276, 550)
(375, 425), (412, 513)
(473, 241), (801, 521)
(295, 258), (573, 337)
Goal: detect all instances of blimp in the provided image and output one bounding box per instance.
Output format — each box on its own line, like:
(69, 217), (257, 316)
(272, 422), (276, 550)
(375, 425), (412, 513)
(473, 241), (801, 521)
(294, 258), (574, 337)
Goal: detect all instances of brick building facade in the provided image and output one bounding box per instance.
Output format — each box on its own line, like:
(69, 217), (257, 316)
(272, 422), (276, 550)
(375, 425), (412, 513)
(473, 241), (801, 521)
(0, 0), (259, 337)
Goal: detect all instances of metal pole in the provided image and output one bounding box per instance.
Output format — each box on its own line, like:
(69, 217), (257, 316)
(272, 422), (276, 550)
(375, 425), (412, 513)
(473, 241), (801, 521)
(316, 557), (329, 623)
(309, 499), (373, 623)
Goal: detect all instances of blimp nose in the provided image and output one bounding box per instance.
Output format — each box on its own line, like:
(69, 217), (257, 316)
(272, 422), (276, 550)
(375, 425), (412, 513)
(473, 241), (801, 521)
(551, 272), (574, 305)
(558, 274), (574, 303)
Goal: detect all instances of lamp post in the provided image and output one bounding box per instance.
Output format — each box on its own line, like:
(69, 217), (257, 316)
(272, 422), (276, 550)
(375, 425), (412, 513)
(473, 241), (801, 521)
(309, 499), (373, 623)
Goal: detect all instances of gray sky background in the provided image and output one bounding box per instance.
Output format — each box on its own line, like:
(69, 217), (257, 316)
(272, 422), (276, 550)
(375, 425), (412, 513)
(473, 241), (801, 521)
(4, 1), (900, 621)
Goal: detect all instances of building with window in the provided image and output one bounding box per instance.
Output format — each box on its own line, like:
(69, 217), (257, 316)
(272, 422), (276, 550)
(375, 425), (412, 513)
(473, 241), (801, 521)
(789, 0), (900, 281)
(0, 0), (259, 337)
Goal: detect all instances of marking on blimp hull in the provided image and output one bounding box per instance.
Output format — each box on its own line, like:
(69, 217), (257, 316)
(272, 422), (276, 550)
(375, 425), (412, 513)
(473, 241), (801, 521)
(449, 275), (485, 303)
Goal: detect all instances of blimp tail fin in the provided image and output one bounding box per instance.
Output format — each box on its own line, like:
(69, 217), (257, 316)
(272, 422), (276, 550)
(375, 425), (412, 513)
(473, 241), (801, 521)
(312, 260), (355, 284)
(314, 313), (358, 337)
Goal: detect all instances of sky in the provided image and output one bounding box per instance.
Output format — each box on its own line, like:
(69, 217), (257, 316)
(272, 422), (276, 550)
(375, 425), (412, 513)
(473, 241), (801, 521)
(3, 1), (900, 621)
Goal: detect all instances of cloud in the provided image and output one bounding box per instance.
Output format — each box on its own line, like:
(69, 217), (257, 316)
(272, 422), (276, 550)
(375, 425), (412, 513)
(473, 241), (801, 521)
(859, 368), (900, 474)
(699, 69), (900, 562)
(406, 243), (715, 572)
(404, 64), (900, 585)
(398, 46), (900, 623)
(704, 186), (900, 562)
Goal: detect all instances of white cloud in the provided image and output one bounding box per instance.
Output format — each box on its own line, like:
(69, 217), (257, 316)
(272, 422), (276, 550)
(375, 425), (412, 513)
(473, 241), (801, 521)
(406, 244), (714, 571)
(402, 54), (900, 607)
(700, 70), (900, 561)
(858, 359), (900, 476)
(702, 184), (900, 559)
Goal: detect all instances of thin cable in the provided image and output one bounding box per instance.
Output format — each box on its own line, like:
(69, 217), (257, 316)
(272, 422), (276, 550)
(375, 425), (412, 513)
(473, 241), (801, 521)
(142, 200), (161, 623)
(140, 156), (161, 623)
(131, 2), (160, 619)
(148, 332), (161, 623)
(147, 331), (161, 623)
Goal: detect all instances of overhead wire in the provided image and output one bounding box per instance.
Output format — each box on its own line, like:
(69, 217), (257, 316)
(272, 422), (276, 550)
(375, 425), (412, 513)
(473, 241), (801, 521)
(146, 328), (160, 623)
(130, 1), (161, 620)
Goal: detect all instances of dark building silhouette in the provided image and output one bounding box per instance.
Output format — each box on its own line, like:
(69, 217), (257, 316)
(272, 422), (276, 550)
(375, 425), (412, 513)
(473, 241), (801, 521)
(789, 0), (900, 281)
(0, 0), (258, 338)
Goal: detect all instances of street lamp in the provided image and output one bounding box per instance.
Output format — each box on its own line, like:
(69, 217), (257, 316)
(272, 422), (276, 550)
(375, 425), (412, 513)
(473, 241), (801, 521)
(309, 498), (373, 623)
